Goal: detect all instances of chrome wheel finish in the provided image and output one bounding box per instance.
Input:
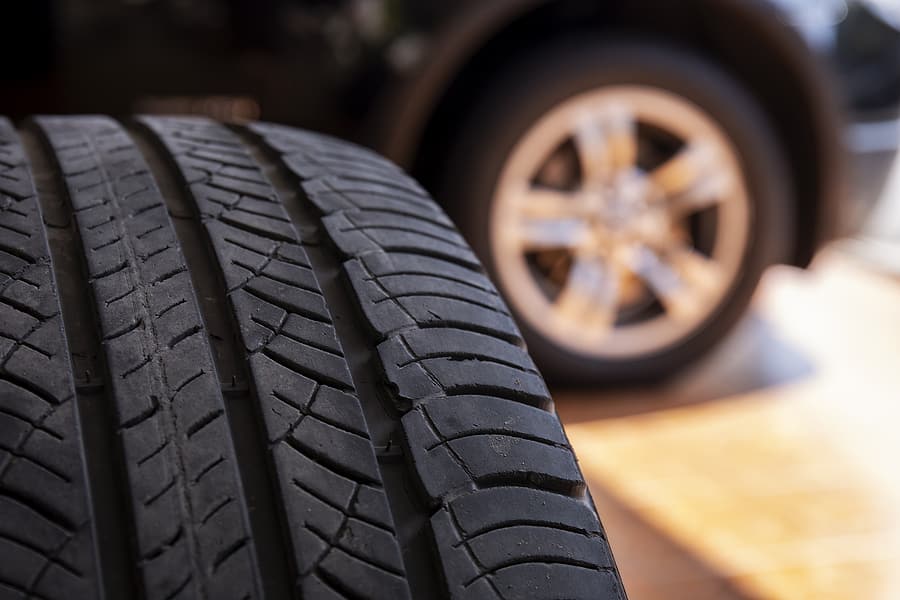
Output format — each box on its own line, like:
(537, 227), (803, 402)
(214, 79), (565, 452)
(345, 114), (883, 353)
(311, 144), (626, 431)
(491, 87), (752, 358)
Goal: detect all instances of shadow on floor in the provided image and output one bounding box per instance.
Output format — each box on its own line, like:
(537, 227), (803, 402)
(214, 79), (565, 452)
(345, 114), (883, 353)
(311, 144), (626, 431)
(590, 483), (763, 600)
(554, 312), (815, 424)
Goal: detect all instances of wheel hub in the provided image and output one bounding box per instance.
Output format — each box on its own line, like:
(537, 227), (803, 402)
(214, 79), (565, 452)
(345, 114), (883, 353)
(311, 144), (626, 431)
(581, 173), (670, 257)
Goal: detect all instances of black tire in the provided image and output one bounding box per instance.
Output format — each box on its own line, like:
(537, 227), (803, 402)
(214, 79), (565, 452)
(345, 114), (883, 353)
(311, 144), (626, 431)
(440, 40), (793, 385)
(0, 116), (626, 600)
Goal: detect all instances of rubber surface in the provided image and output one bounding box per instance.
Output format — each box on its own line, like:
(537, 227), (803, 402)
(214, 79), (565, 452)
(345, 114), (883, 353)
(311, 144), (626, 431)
(0, 115), (626, 600)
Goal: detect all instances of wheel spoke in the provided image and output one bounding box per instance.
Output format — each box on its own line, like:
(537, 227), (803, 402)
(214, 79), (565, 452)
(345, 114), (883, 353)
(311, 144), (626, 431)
(669, 171), (734, 217)
(573, 104), (637, 184)
(669, 246), (725, 295)
(604, 104), (639, 172)
(573, 116), (609, 183)
(555, 256), (619, 334)
(517, 187), (581, 220)
(513, 218), (590, 250)
(651, 142), (733, 214)
(627, 245), (715, 322)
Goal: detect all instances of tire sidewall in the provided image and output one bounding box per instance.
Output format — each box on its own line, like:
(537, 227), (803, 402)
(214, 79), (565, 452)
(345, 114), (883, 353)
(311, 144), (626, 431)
(441, 39), (794, 385)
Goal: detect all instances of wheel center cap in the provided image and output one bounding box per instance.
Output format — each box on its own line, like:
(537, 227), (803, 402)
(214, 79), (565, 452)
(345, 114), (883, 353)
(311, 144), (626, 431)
(593, 173), (648, 231)
(600, 194), (630, 229)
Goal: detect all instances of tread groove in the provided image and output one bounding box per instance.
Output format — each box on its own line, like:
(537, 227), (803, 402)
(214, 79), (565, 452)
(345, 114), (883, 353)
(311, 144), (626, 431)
(185, 409), (224, 439)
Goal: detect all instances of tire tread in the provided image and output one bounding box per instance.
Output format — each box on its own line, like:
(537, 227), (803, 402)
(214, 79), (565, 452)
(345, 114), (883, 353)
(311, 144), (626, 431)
(0, 114), (625, 600)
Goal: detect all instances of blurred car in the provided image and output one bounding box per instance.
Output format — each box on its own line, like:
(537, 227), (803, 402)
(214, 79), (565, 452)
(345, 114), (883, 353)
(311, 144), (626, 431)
(3, 0), (897, 384)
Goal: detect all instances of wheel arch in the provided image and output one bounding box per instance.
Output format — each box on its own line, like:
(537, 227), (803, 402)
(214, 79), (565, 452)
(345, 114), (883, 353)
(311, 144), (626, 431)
(376, 0), (847, 268)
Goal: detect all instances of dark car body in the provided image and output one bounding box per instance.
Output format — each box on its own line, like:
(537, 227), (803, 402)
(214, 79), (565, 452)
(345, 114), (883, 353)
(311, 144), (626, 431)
(3, 0), (897, 262)
(776, 0), (900, 118)
(774, 0), (900, 233)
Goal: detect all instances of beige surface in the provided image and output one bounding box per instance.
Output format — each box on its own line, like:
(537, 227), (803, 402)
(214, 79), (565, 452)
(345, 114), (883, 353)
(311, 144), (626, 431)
(556, 250), (900, 600)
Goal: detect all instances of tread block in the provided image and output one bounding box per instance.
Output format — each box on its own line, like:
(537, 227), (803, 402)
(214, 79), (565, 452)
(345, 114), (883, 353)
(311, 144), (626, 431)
(263, 334), (353, 390)
(248, 352), (318, 443)
(303, 175), (440, 217)
(378, 329), (550, 408)
(421, 395), (568, 446)
(344, 258), (521, 342)
(318, 548), (409, 600)
(402, 398), (583, 502)
(430, 490), (620, 599)
(359, 250), (496, 292)
(467, 524), (612, 572)
(449, 487), (603, 538)
(323, 209), (481, 268)
(285, 416), (381, 484)
(490, 563), (623, 600)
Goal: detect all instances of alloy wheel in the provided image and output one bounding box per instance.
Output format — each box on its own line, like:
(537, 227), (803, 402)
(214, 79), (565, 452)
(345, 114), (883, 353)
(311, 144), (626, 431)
(491, 86), (752, 358)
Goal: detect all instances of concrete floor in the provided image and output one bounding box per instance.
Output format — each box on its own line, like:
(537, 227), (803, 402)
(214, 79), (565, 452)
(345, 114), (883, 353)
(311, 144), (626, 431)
(555, 249), (900, 599)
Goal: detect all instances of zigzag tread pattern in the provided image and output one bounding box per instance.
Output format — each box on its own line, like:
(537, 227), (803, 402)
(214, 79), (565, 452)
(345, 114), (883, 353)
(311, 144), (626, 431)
(34, 116), (259, 600)
(0, 117), (99, 600)
(139, 116), (410, 600)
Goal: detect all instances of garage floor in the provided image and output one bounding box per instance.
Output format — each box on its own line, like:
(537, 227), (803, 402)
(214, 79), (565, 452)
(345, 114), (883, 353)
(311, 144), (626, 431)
(554, 249), (900, 599)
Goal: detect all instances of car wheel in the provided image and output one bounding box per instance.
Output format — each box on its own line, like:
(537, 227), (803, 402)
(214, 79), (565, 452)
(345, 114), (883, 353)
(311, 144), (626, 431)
(441, 40), (794, 384)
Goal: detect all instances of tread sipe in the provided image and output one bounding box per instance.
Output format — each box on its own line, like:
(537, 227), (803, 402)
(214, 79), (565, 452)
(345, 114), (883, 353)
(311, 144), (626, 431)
(0, 115), (626, 600)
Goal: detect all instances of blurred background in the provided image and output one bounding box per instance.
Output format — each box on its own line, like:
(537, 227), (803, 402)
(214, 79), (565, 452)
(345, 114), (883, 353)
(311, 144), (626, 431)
(3, 0), (899, 598)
